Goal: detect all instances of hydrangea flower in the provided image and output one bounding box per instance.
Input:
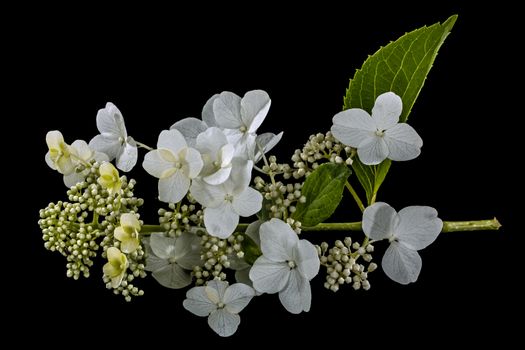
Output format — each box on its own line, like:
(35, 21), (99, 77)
(183, 280), (255, 337)
(97, 162), (122, 195)
(195, 127), (235, 185)
(142, 129), (203, 204)
(331, 92), (423, 165)
(190, 160), (262, 238)
(89, 102), (138, 172)
(249, 218), (320, 314)
(114, 213), (141, 254)
(63, 140), (108, 187)
(103, 247), (128, 288)
(144, 232), (202, 289)
(362, 202), (443, 284)
(45, 130), (76, 175)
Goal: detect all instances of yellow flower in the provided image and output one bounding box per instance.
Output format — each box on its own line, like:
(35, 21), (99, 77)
(45, 130), (76, 175)
(114, 213), (141, 253)
(103, 247), (128, 288)
(97, 162), (122, 195)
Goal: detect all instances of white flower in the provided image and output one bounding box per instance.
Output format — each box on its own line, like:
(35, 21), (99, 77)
(212, 90), (272, 160)
(195, 127), (235, 185)
(97, 162), (122, 196)
(144, 232), (202, 289)
(143, 129), (203, 204)
(183, 280), (255, 337)
(331, 92), (423, 165)
(63, 140), (108, 187)
(45, 130), (76, 175)
(114, 213), (141, 254)
(190, 159), (262, 238)
(362, 202), (443, 284)
(249, 218), (320, 314)
(103, 247), (128, 288)
(89, 102), (138, 172)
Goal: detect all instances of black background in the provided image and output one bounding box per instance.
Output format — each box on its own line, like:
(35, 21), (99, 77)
(12, 2), (520, 346)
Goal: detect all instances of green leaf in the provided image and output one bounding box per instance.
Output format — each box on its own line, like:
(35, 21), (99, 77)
(292, 163), (351, 227)
(343, 15), (457, 205)
(241, 233), (261, 265)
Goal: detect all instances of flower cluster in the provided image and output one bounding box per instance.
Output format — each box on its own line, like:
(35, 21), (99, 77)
(40, 90), (449, 336)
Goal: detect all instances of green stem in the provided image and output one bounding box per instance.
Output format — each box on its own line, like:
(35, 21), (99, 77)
(141, 218), (501, 235)
(345, 181), (365, 212)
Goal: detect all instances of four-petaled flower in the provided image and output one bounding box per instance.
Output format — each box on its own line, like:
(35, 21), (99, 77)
(97, 162), (122, 195)
(249, 218), (320, 314)
(183, 280), (255, 337)
(362, 202), (442, 284)
(143, 129), (203, 204)
(45, 130), (76, 175)
(190, 159), (262, 238)
(103, 247), (128, 288)
(89, 102), (138, 172)
(331, 92), (423, 165)
(114, 213), (141, 253)
(144, 232), (202, 289)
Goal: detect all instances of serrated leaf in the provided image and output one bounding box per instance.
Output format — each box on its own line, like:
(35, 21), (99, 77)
(292, 163), (351, 227)
(343, 15), (457, 204)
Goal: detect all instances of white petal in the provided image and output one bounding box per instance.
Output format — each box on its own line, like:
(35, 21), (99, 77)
(195, 127), (228, 154)
(190, 179), (226, 208)
(204, 204), (239, 238)
(45, 152), (56, 170)
(145, 253), (169, 272)
(249, 256), (290, 293)
(46, 130), (64, 149)
(157, 129), (188, 154)
(152, 263), (192, 289)
(223, 283), (255, 314)
(241, 90), (271, 133)
(70, 140), (93, 161)
(204, 167), (232, 185)
(293, 240), (320, 280)
(183, 286), (216, 317)
(170, 117), (208, 148)
(384, 123), (423, 161)
(229, 158), (253, 194)
(278, 269), (311, 314)
(371, 92), (402, 130)
(382, 242), (422, 285)
(181, 147), (203, 179)
(208, 309), (240, 337)
(158, 171), (190, 203)
(331, 109), (376, 147)
(149, 233), (176, 259)
(174, 233), (203, 270)
(232, 187), (263, 217)
(94, 151), (109, 163)
(142, 150), (174, 178)
(89, 134), (120, 160)
(259, 218), (298, 261)
(213, 91), (242, 129)
(357, 135), (389, 165)
(362, 202), (398, 240)
(96, 102), (127, 137)
(63, 171), (85, 188)
(245, 220), (262, 247)
(219, 144), (235, 167)
(395, 206), (442, 250)
(254, 132), (283, 162)
(232, 133), (257, 160)
(116, 141), (138, 172)
(202, 94), (219, 127)
(205, 280), (228, 303)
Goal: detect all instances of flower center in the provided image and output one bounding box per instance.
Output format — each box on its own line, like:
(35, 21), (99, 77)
(375, 130), (385, 137)
(239, 125), (247, 133)
(213, 160), (220, 168)
(225, 194), (234, 202)
(168, 257), (177, 264)
(287, 260), (296, 269)
(388, 235), (397, 243)
(217, 302), (225, 309)
(174, 162), (182, 169)
(118, 136), (125, 144)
